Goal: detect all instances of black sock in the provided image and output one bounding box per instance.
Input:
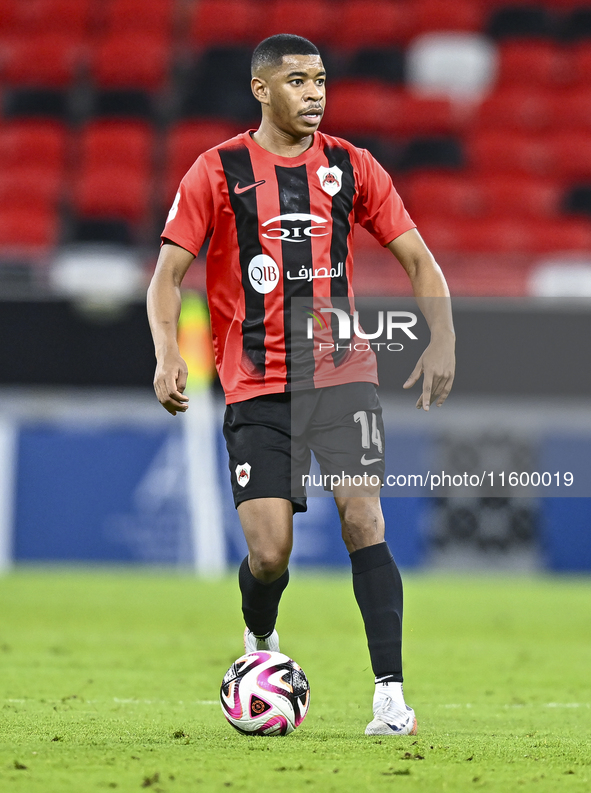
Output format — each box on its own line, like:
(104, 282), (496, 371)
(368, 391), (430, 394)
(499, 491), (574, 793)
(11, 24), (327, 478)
(350, 541), (403, 682)
(238, 556), (289, 637)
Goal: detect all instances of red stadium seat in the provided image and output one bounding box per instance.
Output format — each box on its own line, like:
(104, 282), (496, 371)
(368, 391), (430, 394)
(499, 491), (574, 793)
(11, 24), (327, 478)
(165, 120), (239, 202)
(72, 166), (150, 222)
(0, 205), (59, 248)
(550, 88), (591, 130)
(410, 215), (462, 251)
(190, 0), (260, 45)
(467, 130), (553, 176)
(406, 173), (563, 221)
(470, 131), (591, 179)
(417, 216), (550, 254)
(413, 0), (485, 35)
(497, 40), (569, 87)
(73, 120), (154, 221)
(90, 33), (169, 89)
(0, 0), (19, 34)
(457, 219), (536, 253)
(78, 120), (154, 172)
(0, 0), (92, 36)
(379, 93), (461, 135)
(549, 131), (591, 178)
(570, 43), (591, 85)
(415, 216), (518, 252)
(0, 164), (63, 206)
(101, 0), (175, 35)
(528, 218), (591, 252)
(321, 80), (385, 135)
(336, 1), (415, 47)
(471, 87), (553, 131)
(1, 34), (84, 87)
(0, 120), (67, 168)
(405, 173), (485, 217)
(433, 218), (591, 253)
(261, 1), (333, 42)
(478, 175), (562, 218)
(323, 83), (460, 137)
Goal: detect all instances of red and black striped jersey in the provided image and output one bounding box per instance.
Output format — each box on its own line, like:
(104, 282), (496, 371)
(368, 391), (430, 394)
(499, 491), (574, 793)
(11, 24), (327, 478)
(162, 130), (415, 404)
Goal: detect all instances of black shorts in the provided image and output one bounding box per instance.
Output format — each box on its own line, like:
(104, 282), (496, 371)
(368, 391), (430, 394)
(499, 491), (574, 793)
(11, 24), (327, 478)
(223, 382), (385, 513)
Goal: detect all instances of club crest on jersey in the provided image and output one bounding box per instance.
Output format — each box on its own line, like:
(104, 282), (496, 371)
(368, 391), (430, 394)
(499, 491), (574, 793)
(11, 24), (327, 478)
(236, 462), (251, 487)
(317, 166), (343, 196)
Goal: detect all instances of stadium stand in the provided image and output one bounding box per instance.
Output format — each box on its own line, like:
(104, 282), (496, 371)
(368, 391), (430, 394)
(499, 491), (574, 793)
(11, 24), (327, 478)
(486, 6), (554, 39)
(0, 120), (66, 252)
(100, 0), (176, 36)
(180, 47), (257, 119)
(260, 0), (334, 43)
(412, 0), (486, 36)
(347, 47), (405, 83)
(1, 0), (591, 294)
(470, 87), (553, 131)
(496, 39), (569, 87)
(562, 7), (591, 39)
(77, 120), (154, 172)
(0, 0), (93, 37)
(0, 205), (59, 249)
(164, 120), (239, 203)
(335, 0), (415, 47)
(189, 0), (261, 45)
(0, 120), (67, 168)
(90, 34), (170, 90)
(72, 120), (155, 224)
(92, 90), (156, 120)
(1, 35), (84, 87)
(72, 166), (151, 222)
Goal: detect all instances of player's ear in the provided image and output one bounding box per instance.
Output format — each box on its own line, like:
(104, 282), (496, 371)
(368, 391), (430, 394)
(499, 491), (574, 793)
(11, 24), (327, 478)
(251, 76), (269, 106)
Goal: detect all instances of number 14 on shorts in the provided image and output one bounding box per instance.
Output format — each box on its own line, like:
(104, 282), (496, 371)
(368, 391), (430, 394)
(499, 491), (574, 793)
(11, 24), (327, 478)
(354, 411), (383, 457)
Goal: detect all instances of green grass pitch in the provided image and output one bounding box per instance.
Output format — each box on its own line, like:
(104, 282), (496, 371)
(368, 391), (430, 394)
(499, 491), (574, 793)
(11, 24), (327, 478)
(0, 569), (590, 792)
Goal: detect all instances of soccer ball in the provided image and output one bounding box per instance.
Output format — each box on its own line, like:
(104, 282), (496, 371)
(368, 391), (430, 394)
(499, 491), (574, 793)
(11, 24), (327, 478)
(220, 651), (310, 735)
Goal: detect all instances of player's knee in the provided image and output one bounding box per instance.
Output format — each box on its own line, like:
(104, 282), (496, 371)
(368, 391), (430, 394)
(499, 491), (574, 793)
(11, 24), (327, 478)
(249, 545), (291, 581)
(339, 501), (379, 531)
(339, 501), (385, 549)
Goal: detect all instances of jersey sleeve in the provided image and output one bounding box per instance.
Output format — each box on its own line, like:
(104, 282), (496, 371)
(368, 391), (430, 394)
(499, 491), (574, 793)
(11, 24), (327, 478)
(354, 149), (416, 246)
(161, 154), (214, 257)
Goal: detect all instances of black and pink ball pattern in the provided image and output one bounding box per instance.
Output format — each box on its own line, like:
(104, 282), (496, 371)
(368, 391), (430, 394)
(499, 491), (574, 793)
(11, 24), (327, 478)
(220, 651), (310, 735)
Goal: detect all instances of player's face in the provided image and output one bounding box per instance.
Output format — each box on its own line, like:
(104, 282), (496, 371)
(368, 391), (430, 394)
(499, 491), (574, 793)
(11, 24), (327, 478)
(259, 55), (326, 138)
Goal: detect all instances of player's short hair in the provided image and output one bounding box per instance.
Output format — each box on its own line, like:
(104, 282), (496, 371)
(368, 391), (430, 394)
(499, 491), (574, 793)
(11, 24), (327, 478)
(251, 34), (320, 76)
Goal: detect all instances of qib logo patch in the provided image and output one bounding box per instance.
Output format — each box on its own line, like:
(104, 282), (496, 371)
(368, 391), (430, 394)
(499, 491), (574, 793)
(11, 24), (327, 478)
(317, 166), (343, 196)
(248, 254), (279, 294)
(236, 462), (251, 487)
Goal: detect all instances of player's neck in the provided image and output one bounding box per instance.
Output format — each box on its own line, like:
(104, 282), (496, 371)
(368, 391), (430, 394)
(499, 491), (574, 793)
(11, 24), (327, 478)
(251, 122), (315, 158)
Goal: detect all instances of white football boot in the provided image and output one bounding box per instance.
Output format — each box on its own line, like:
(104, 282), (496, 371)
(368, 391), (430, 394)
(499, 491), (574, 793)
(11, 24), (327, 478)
(243, 627), (280, 654)
(365, 681), (418, 736)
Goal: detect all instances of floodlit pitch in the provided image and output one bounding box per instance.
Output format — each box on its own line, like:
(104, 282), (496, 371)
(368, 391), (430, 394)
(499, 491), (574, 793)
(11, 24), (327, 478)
(0, 570), (590, 792)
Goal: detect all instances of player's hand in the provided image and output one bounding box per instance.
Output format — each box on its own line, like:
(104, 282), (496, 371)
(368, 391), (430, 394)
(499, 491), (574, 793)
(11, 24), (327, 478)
(153, 355), (189, 415)
(403, 332), (455, 411)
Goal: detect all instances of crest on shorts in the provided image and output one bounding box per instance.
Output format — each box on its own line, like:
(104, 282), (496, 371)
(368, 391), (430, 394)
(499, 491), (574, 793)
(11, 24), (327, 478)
(236, 462), (251, 487)
(317, 166), (343, 196)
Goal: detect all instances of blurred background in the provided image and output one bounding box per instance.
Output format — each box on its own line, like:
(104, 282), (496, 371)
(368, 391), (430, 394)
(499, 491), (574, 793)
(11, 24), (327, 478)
(1, 0), (590, 574)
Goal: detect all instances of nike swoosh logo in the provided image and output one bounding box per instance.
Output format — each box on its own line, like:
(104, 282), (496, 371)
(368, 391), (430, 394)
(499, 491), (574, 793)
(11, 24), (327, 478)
(234, 180), (266, 194)
(361, 454), (382, 465)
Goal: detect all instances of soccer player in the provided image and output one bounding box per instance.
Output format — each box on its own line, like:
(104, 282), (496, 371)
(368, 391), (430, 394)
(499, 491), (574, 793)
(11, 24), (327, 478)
(147, 34), (455, 736)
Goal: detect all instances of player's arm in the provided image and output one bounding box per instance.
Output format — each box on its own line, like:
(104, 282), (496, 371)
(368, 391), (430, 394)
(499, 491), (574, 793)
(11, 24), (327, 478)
(147, 240), (195, 415)
(387, 228), (455, 411)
